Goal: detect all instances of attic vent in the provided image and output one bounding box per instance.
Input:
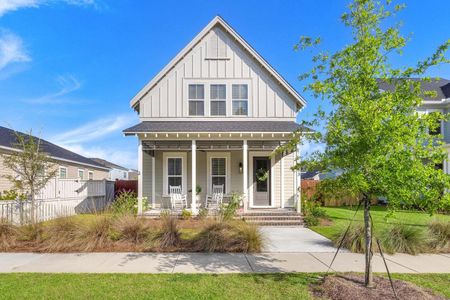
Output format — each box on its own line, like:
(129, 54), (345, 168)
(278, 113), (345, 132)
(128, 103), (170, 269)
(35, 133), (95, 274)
(207, 31), (227, 59)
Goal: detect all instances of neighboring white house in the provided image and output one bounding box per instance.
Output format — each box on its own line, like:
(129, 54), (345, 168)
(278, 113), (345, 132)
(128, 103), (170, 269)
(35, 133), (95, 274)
(90, 158), (133, 181)
(123, 16), (310, 214)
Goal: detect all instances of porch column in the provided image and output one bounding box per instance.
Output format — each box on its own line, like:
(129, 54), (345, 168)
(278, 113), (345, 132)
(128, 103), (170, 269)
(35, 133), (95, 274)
(151, 151), (156, 209)
(191, 140), (197, 214)
(243, 140), (248, 211)
(137, 139), (143, 215)
(296, 144), (301, 213)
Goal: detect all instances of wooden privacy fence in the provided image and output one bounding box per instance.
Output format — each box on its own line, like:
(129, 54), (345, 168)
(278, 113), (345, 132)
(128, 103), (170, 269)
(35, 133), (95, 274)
(0, 179), (115, 224)
(301, 179), (362, 206)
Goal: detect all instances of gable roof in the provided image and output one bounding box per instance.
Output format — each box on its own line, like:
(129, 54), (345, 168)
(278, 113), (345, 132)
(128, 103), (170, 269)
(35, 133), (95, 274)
(90, 158), (129, 171)
(377, 78), (450, 101)
(0, 126), (109, 170)
(130, 16), (307, 109)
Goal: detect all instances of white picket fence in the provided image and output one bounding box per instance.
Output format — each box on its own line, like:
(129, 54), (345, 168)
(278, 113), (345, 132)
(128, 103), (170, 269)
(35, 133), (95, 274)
(0, 179), (114, 224)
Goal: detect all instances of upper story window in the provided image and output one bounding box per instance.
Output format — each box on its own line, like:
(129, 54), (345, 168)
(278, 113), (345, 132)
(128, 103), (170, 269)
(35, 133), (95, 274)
(210, 84), (226, 116)
(428, 112), (442, 136)
(232, 84), (248, 116)
(188, 84), (204, 116)
(59, 167), (67, 179)
(88, 171), (94, 180)
(78, 169), (84, 180)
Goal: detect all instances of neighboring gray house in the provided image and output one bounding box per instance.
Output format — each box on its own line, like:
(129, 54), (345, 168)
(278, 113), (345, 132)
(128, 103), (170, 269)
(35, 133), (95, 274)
(124, 16), (308, 214)
(378, 78), (450, 173)
(90, 158), (131, 181)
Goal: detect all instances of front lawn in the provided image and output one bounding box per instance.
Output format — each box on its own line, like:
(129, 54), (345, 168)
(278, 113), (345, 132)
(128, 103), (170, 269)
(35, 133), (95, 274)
(0, 273), (448, 299)
(309, 206), (450, 240)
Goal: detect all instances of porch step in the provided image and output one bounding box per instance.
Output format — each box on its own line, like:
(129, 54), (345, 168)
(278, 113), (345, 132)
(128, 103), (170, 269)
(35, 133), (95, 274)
(239, 210), (303, 226)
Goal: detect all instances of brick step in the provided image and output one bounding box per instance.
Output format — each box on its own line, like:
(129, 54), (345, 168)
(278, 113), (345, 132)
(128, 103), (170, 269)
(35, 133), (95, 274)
(245, 220), (304, 226)
(242, 216), (303, 221)
(240, 212), (300, 217)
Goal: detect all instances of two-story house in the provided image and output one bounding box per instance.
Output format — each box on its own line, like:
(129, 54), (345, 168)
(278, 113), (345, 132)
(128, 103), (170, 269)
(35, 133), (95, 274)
(378, 78), (450, 173)
(124, 16), (308, 214)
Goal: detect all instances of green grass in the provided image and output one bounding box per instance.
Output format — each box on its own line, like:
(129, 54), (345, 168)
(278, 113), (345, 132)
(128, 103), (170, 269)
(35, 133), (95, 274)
(310, 206), (450, 239)
(0, 273), (448, 299)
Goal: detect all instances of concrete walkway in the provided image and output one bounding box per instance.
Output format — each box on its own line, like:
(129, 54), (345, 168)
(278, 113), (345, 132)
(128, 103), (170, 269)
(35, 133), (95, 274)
(0, 252), (449, 273)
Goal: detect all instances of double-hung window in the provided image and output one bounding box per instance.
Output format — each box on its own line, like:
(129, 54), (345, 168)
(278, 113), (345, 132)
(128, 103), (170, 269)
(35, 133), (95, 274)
(188, 84), (204, 116)
(232, 84), (248, 115)
(211, 157), (226, 193)
(167, 158), (183, 193)
(78, 169), (84, 180)
(210, 84), (226, 116)
(88, 171), (94, 180)
(59, 167), (67, 179)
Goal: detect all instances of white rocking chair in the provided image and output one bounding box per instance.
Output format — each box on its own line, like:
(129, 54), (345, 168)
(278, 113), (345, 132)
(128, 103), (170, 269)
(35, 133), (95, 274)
(205, 184), (224, 210)
(169, 186), (187, 210)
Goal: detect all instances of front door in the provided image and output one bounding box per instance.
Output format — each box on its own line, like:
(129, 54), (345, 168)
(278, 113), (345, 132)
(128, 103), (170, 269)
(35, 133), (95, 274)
(253, 157), (271, 206)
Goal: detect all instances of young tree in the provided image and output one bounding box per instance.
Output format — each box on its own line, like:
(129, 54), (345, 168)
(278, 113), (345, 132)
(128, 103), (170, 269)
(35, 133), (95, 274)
(1, 130), (57, 224)
(282, 0), (450, 287)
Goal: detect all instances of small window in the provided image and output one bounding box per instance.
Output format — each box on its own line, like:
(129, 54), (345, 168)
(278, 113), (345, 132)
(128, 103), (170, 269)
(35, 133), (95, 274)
(232, 84), (248, 115)
(59, 167), (67, 179)
(188, 84), (204, 116)
(429, 112), (442, 136)
(210, 84), (226, 116)
(167, 158), (183, 193)
(123, 172), (127, 179)
(88, 171), (94, 180)
(211, 158), (226, 193)
(78, 169), (84, 180)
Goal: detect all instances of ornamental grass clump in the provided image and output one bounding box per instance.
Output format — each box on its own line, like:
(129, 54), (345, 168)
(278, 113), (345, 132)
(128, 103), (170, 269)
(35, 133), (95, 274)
(332, 223), (367, 253)
(77, 215), (113, 251)
(427, 219), (450, 252)
(154, 215), (180, 249)
(19, 223), (44, 243)
(112, 214), (152, 244)
(39, 216), (80, 252)
(380, 225), (428, 255)
(0, 219), (18, 251)
(194, 220), (263, 252)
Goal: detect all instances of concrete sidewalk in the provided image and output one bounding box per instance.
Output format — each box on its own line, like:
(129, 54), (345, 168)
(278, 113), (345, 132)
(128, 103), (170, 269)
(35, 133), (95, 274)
(0, 252), (449, 274)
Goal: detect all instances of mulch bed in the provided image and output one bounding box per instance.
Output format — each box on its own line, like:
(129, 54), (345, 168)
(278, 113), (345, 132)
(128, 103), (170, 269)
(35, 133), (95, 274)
(312, 273), (445, 300)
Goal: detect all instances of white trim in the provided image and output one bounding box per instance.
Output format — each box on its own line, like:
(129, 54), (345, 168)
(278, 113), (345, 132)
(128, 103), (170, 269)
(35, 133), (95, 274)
(151, 154), (156, 208)
(280, 155), (285, 209)
(206, 152), (231, 195)
(296, 145), (301, 213)
(58, 166), (67, 179)
(137, 141), (143, 215)
(163, 152), (188, 195)
(0, 145), (109, 171)
(243, 140), (248, 211)
(249, 151), (275, 208)
(130, 16), (306, 108)
(191, 140), (197, 213)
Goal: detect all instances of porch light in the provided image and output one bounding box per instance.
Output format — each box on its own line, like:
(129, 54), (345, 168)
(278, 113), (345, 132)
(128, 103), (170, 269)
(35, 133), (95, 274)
(239, 162), (243, 174)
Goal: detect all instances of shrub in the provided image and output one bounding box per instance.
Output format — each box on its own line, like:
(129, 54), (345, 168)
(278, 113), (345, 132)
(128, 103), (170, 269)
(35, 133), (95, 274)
(0, 190), (26, 201)
(110, 191), (139, 215)
(304, 215), (319, 227)
(219, 192), (242, 221)
(198, 208), (209, 219)
(181, 209), (192, 220)
(112, 214), (151, 244)
(194, 220), (263, 252)
(77, 216), (112, 251)
(0, 219), (18, 250)
(39, 216), (79, 252)
(427, 219), (450, 251)
(304, 200), (327, 218)
(380, 225), (428, 255)
(332, 223), (367, 253)
(154, 215), (180, 248)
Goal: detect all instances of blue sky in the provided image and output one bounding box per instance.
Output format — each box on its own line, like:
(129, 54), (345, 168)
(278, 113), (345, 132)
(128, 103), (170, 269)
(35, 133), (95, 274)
(0, 0), (449, 169)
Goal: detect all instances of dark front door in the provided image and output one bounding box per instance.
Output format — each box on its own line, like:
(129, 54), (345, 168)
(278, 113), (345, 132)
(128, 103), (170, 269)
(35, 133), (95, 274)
(253, 157), (271, 206)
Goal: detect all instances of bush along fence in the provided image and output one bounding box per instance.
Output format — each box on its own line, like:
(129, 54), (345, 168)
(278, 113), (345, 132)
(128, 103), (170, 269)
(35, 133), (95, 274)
(0, 179), (115, 225)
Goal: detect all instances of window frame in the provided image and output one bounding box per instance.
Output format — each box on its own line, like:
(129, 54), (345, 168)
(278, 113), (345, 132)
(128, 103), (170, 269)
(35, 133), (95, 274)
(163, 152), (187, 195)
(232, 84), (249, 116)
(78, 169), (85, 180)
(59, 167), (67, 179)
(188, 84), (205, 116)
(206, 152), (231, 195)
(88, 171), (94, 180)
(210, 84), (227, 116)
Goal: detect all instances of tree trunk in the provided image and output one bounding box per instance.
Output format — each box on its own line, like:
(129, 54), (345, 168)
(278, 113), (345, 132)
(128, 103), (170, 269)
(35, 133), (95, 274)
(363, 194), (373, 287)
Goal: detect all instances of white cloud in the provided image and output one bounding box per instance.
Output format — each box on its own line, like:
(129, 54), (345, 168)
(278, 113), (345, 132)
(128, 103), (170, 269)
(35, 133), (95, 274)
(301, 141), (325, 157)
(0, 29), (30, 70)
(0, 0), (100, 17)
(23, 74), (81, 104)
(51, 114), (136, 145)
(63, 144), (137, 169)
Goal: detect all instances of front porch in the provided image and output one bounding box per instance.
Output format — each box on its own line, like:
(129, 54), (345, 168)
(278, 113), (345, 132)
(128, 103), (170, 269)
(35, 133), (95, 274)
(136, 137), (300, 214)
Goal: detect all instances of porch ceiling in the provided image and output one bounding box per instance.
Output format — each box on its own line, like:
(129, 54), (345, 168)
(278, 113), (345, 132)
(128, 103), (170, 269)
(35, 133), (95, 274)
(142, 140), (286, 151)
